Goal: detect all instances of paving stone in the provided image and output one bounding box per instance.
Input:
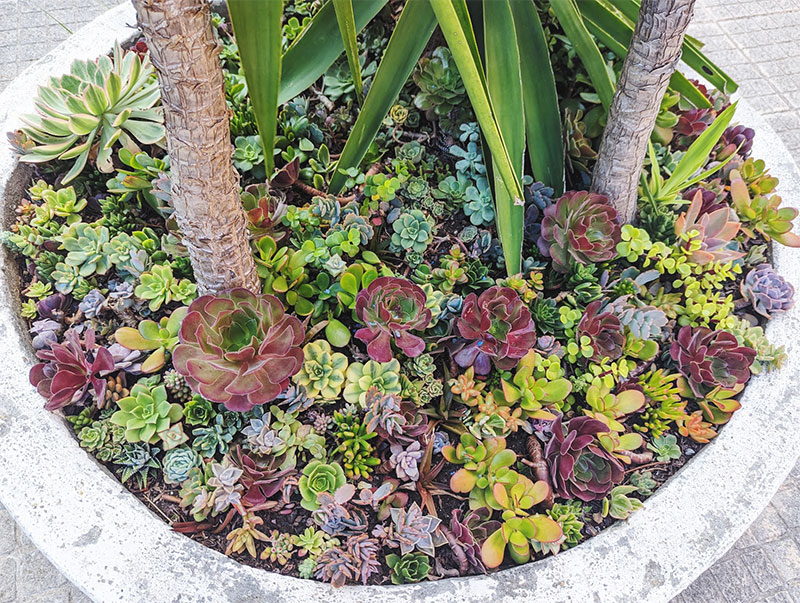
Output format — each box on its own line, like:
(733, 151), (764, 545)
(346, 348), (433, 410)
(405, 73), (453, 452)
(740, 547), (784, 592)
(15, 549), (67, 599)
(764, 538), (800, 583)
(0, 557), (16, 603)
(0, 509), (15, 556)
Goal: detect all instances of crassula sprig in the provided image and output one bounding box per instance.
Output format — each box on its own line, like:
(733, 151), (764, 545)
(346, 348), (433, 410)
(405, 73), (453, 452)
(670, 326), (756, 396)
(172, 288), (305, 412)
(453, 286), (536, 375)
(354, 276), (431, 362)
(537, 190), (621, 272)
(29, 328), (114, 410)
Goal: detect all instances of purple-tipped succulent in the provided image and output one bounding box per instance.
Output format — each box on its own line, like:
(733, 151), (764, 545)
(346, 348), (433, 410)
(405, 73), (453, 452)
(741, 263), (795, 318)
(577, 300), (625, 362)
(172, 288), (305, 412)
(452, 286), (536, 375)
(29, 328), (114, 410)
(717, 124), (755, 160)
(545, 414), (623, 502)
(537, 191), (621, 272)
(670, 326), (756, 396)
(354, 276), (431, 362)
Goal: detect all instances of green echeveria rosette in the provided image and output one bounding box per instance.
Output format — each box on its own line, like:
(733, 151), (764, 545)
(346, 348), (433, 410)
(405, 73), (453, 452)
(354, 276), (432, 363)
(537, 190), (621, 273)
(110, 383), (183, 444)
(162, 446), (202, 484)
(298, 460), (347, 511)
(172, 288), (305, 412)
(391, 209), (433, 253)
(386, 552), (431, 584)
(292, 340), (348, 400)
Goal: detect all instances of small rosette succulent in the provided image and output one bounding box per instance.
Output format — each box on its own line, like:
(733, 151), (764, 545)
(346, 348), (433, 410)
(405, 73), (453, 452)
(292, 340), (348, 400)
(110, 382), (182, 444)
(576, 301), (625, 362)
(740, 264), (795, 318)
(172, 288), (305, 412)
(453, 286), (536, 375)
(537, 191), (621, 272)
(670, 326), (756, 396)
(29, 328), (114, 410)
(545, 414), (624, 502)
(299, 460), (347, 511)
(354, 276), (431, 362)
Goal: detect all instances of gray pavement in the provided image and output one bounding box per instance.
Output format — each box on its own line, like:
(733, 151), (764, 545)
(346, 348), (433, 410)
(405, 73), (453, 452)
(1, 0), (800, 601)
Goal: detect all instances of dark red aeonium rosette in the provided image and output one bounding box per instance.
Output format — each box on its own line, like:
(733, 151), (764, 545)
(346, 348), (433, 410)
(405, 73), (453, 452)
(354, 276), (431, 362)
(29, 327), (114, 411)
(452, 285), (536, 375)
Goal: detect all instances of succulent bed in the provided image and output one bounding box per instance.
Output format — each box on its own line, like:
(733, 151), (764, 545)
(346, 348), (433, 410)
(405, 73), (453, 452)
(3, 2), (799, 589)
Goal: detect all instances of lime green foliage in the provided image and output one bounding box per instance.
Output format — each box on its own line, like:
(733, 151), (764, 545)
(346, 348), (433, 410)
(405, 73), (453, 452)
(19, 43), (164, 182)
(110, 382), (183, 444)
(497, 350), (571, 419)
(293, 340), (349, 401)
(32, 186), (86, 226)
(547, 501), (584, 551)
(480, 474), (562, 568)
(114, 306), (188, 373)
(299, 460), (347, 510)
(386, 552), (431, 584)
(391, 209), (433, 253)
(616, 225), (653, 262)
(343, 359), (402, 406)
(730, 171), (800, 247)
(647, 433), (681, 462)
(134, 264), (197, 311)
(254, 235), (315, 316)
(59, 222), (111, 277)
(602, 485), (643, 520)
(442, 433), (516, 509)
(582, 382), (645, 432)
(25, 281), (53, 299)
(724, 316), (786, 375)
(292, 527), (339, 558)
(635, 369), (687, 436)
(363, 173), (401, 202)
(333, 411), (380, 478)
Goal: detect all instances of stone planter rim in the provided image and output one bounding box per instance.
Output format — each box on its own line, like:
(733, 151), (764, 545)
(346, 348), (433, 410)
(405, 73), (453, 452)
(1, 5), (800, 603)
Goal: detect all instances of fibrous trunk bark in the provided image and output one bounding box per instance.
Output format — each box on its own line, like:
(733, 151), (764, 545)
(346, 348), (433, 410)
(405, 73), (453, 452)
(132, 0), (260, 294)
(591, 0), (696, 224)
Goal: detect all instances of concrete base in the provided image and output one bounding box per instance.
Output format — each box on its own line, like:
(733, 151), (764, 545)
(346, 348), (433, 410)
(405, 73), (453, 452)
(1, 4), (800, 602)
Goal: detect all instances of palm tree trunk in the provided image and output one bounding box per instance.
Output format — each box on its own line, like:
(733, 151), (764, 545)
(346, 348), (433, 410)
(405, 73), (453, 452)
(591, 0), (696, 224)
(132, 0), (260, 295)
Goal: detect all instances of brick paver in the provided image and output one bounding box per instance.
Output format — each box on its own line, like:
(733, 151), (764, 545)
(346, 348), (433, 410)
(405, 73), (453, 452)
(1, 0), (800, 601)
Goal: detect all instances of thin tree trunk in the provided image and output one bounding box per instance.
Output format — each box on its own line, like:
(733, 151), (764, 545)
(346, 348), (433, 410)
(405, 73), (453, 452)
(132, 0), (260, 295)
(591, 0), (696, 224)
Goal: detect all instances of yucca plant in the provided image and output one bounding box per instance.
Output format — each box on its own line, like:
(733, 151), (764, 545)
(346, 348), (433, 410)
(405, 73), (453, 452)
(229, 0), (733, 277)
(19, 42), (165, 183)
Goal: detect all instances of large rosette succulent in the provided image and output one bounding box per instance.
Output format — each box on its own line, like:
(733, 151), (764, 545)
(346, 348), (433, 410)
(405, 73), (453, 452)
(545, 414), (624, 502)
(453, 286), (536, 375)
(537, 190), (621, 272)
(29, 328), (114, 410)
(354, 276), (432, 362)
(670, 326), (756, 396)
(740, 263), (795, 318)
(172, 288), (305, 412)
(576, 300), (625, 362)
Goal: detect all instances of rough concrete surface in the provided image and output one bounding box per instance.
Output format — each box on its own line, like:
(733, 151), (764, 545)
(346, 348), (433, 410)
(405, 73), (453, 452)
(1, 1), (800, 602)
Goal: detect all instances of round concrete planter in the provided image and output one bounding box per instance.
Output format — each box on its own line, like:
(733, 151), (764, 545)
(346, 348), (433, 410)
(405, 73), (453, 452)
(2, 5), (800, 602)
